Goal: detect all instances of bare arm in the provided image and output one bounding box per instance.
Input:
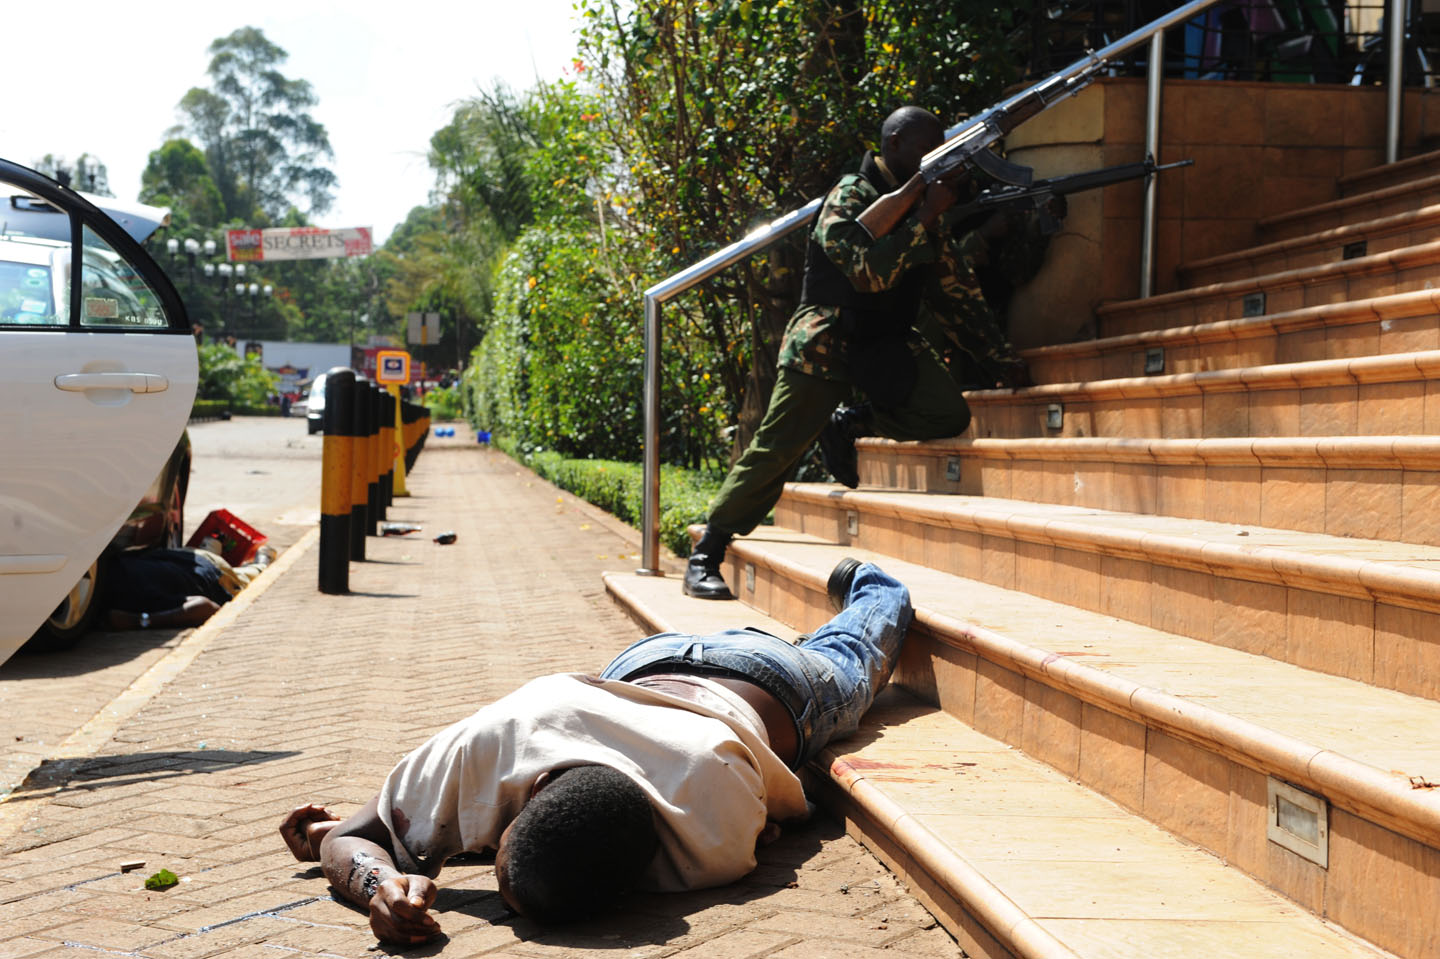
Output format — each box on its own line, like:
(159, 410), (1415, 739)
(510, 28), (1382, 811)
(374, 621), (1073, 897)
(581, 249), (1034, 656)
(281, 797), (440, 944)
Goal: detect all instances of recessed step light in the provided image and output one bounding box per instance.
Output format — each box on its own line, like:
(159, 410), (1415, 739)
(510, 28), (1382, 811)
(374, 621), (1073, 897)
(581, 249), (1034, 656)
(1267, 777), (1328, 868)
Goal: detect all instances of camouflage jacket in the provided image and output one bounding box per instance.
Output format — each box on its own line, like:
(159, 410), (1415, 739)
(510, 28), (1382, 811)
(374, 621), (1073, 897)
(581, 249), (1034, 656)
(777, 160), (1022, 385)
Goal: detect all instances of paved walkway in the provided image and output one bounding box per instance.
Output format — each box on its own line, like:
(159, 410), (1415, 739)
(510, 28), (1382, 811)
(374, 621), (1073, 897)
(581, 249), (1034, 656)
(0, 437), (961, 959)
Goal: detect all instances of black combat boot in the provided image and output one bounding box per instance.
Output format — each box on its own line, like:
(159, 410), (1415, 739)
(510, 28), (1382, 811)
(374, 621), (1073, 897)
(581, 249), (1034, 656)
(818, 404), (875, 489)
(683, 526), (735, 600)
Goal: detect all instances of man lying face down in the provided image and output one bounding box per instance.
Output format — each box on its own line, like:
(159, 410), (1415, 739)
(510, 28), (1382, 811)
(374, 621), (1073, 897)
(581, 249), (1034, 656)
(279, 558), (911, 942)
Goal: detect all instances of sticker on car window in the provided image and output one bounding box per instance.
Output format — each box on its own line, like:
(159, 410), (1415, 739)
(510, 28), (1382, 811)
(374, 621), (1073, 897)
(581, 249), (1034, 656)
(19, 298), (47, 314)
(23, 276), (44, 288)
(26, 268), (46, 278)
(84, 297), (119, 319)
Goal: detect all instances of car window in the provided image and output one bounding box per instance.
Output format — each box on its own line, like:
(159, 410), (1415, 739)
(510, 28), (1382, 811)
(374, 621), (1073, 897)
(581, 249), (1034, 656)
(0, 186), (71, 326)
(78, 225), (168, 328)
(0, 250), (63, 325)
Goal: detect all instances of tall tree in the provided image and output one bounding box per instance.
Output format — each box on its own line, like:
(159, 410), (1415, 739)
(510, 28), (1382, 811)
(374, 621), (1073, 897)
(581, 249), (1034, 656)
(140, 139), (226, 229)
(176, 26), (338, 223)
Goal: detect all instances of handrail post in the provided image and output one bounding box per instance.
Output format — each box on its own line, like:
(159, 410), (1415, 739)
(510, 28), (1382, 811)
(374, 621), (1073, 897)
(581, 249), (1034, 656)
(1140, 28), (1165, 298)
(1388, 0), (1406, 163)
(639, 293), (663, 575)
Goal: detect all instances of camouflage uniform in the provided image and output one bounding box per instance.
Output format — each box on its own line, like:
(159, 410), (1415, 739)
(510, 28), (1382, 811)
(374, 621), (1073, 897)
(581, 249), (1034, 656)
(706, 155), (1026, 539)
(777, 170), (1020, 385)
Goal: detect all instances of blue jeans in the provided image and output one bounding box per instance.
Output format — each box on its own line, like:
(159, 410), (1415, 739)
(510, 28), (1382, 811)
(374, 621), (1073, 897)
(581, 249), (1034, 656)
(599, 564), (912, 768)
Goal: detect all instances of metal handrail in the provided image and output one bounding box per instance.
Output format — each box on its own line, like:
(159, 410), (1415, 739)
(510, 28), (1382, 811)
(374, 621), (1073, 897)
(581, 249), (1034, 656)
(637, 197), (821, 573)
(636, 0), (1408, 573)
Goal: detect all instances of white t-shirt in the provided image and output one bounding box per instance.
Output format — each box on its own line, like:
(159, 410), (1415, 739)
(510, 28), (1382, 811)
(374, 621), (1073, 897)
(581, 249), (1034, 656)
(376, 673), (809, 891)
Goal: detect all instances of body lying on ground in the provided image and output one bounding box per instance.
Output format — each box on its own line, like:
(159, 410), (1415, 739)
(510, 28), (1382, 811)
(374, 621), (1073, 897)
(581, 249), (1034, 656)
(279, 558), (911, 942)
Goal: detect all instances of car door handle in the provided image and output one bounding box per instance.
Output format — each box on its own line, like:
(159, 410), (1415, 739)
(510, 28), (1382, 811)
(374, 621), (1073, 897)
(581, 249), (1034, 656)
(54, 372), (169, 393)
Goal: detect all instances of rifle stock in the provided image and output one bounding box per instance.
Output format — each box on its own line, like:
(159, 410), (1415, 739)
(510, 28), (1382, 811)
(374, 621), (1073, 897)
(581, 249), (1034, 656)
(855, 174), (927, 239)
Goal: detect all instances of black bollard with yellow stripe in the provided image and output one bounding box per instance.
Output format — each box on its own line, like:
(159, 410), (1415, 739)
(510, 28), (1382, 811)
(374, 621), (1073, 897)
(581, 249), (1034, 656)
(318, 366), (355, 594)
(366, 383), (383, 532)
(373, 383), (390, 521)
(349, 376), (370, 560)
(380, 389), (395, 509)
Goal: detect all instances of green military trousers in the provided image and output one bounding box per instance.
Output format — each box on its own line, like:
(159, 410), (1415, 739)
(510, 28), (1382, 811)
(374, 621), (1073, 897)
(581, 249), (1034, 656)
(707, 348), (972, 537)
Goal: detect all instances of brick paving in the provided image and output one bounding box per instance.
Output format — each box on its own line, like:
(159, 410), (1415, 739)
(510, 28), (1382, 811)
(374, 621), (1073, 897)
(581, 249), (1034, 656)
(0, 438), (962, 959)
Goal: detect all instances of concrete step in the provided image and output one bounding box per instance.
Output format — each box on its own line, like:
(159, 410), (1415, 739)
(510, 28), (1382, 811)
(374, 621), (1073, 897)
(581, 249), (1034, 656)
(1023, 289), (1440, 386)
(1179, 204), (1440, 287)
(603, 568), (1404, 959)
(855, 435), (1440, 549)
(1338, 148), (1440, 197)
(1258, 172), (1440, 244)
(965, 349), (1440, 441)
(1095, 238), (1440, 339)
(774, 485), (1440, 702)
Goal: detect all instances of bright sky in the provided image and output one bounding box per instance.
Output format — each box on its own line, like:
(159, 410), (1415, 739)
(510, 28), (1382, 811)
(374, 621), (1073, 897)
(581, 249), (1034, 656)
(0, 0), (584, 245)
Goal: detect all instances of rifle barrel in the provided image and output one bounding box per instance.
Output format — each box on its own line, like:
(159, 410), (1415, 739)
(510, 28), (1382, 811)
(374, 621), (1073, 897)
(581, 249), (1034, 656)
(925, 0), (1228, 167)
(1042, 160), (1154, 195)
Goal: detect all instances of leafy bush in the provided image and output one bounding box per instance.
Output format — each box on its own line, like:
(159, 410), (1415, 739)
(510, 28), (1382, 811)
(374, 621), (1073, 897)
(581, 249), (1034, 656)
(423, 385), (464, 420)
(497, 438), (725, 557)
(197, 342), (277, 406)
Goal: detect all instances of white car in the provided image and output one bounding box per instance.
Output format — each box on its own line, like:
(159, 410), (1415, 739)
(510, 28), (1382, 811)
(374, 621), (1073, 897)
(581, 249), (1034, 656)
(0, 159), (197, 664)
(306, 370), (328, 434)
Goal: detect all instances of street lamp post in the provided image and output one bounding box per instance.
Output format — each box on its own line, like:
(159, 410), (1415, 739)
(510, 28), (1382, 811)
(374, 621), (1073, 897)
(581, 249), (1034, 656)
(217, 262), (234, 338)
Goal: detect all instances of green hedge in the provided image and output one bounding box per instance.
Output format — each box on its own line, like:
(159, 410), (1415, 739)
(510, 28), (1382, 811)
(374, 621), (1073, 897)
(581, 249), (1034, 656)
(190, 400), (230, 420)
(497, 438), (725, 557)
(189, 400), (286, 420)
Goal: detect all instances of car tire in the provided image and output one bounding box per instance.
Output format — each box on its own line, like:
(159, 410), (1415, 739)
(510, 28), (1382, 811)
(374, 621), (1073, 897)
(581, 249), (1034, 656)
(307, 419), (321, 435)
(22, 557), (106, 653)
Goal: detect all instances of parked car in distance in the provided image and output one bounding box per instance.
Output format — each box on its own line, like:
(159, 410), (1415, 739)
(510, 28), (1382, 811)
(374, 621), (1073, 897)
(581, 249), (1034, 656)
(306, 371), (328, 434)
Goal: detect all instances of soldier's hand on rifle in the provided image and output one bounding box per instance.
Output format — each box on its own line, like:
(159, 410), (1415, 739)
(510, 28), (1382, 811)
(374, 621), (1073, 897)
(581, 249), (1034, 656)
(917, 177), (961, 232)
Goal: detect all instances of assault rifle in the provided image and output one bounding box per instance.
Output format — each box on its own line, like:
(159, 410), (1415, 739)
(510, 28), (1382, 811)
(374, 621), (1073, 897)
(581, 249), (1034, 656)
(955, 155), (1194, 236)
(858, 152), (1192, 240)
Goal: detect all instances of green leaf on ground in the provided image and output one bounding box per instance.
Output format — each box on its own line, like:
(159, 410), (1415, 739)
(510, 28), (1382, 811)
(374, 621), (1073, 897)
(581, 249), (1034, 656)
(144, 869), (179, 890)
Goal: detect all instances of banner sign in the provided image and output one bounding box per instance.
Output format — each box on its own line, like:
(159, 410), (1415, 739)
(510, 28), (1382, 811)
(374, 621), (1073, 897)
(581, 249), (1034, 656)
(226, 226), (373, 262)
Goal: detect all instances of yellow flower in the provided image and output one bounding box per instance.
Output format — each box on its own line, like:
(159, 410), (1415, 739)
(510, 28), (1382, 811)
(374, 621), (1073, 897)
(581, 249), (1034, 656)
(527, 276), (537, 289)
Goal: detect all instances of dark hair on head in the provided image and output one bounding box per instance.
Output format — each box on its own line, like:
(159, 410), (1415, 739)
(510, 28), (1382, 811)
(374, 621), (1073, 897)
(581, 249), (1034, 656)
(881, 105), (942, 143)
(501, 764), (658, 923)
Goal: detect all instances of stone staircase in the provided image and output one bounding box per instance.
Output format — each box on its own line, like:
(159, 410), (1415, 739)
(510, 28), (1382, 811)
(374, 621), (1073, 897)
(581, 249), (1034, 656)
(605, 148), (1440, 958)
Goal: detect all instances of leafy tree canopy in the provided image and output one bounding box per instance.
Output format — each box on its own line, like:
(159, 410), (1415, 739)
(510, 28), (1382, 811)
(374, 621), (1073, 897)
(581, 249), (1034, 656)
(140, 139), (226, 230)
(176, 26), (338, 223)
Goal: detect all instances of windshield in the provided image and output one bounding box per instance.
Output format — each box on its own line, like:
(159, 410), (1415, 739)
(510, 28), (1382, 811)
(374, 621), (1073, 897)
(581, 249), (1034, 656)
(309, 373), (328, 409)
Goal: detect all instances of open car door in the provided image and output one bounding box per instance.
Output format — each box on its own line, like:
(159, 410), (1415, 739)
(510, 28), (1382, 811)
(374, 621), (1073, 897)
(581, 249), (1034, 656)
(0, 159), (197, 664)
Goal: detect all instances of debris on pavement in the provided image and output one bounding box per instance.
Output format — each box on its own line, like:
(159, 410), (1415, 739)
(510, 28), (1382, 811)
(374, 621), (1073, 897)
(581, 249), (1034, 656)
(434, 531), (457, 545)
(381, 521), (423, 536)
(120, 860), (146, 873)
(144, 869), (179, 890)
